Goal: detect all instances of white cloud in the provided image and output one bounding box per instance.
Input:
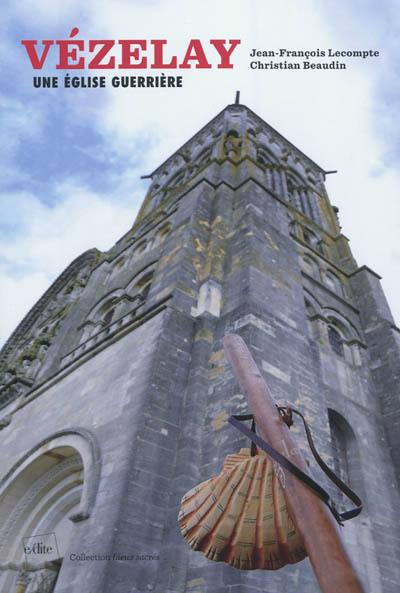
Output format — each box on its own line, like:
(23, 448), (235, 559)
(0, 187), (134, 344)
(0, 95), (46, 184)
(1, 0), (399, 347)
(12, 0), (90, 27)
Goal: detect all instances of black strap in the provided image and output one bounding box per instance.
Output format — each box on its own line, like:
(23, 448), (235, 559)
(233, 413), (258, 456)
(280, 407), (363, 521)
(229, 411), (363, 525)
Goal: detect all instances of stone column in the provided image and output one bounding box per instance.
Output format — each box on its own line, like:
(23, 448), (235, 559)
(265, 167), (273, 190)
(309, 190), (323, 225)
(14, 570), (30, 593)
(292, 188), (302, 211)
(280, 168), (289, 201)
(299, 189), (310, 218)
(272, 168), (281, 194)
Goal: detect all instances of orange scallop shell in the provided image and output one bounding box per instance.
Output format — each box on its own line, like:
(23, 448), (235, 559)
(178, 448), (307, 570)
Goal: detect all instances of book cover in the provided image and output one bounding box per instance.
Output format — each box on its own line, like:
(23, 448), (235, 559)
(0, 3), (398, 593)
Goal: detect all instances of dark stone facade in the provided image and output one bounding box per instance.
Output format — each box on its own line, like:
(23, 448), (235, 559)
(0, 103), (399, 593)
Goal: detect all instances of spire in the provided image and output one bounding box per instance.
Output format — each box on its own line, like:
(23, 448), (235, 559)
(235, 90), (240, 105)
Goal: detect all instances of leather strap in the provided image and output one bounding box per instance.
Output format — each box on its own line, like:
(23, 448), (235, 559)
(229, 410), (363, 525)
(279, 407), (363, 522)
(233, 413), (258, 457)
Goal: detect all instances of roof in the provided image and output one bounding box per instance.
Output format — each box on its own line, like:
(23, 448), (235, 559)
(148, 102), (327, 178)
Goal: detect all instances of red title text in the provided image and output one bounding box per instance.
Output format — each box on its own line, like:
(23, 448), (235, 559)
(21, 28), (241, 70)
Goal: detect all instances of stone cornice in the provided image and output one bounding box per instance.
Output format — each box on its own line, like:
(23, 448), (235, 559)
(348, 264), (382, 280)
(301, 270), (360, 313)
(136, 159), (341, 243)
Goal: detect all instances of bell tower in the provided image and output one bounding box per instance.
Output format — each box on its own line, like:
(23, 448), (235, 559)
(0, 101), (399, 593)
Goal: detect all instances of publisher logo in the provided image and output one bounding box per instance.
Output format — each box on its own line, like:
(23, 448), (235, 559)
(23, 532), (60, 564)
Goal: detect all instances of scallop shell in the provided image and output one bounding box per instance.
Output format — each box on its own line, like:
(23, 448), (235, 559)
(178, 448), (307, 570)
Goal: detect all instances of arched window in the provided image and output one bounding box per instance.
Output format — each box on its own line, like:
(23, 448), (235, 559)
(327, 410), (362, 509)
(303, 228), (318, 248)
(126, 265), (156, 304)
(256, 145), (279, 166)
(156, 223), (171, 243)
(103, 307), (115, 326)
(136, 272), (154, 301)
(79, 291), (125, 344)
(287, 178), (295, 205)
(288, 219), (301, 239)
(324, 270), (342, 295)
(326, 410), (380, 592)
(328, 325), (344, 357)
(115, 256), (126, 270)
(286, 171), (314, 218)
(136, 240), (147, 254)
(195, 146), (212, 168)
(329, 413), (350, 486)
(167, 169), (185, 189)
(305, 299), (316, 317)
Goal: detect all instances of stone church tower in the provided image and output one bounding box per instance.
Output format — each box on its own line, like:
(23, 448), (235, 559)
(0, 101), (399, 593)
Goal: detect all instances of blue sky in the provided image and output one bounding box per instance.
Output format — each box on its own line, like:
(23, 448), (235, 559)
(1, 0), (399, 344)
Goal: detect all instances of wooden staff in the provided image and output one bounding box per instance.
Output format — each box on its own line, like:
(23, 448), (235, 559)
(223, 333), (366, 593)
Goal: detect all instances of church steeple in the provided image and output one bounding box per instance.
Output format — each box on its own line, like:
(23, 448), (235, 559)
(132, 102), (352, 274)
(0, 101), (399, 593)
